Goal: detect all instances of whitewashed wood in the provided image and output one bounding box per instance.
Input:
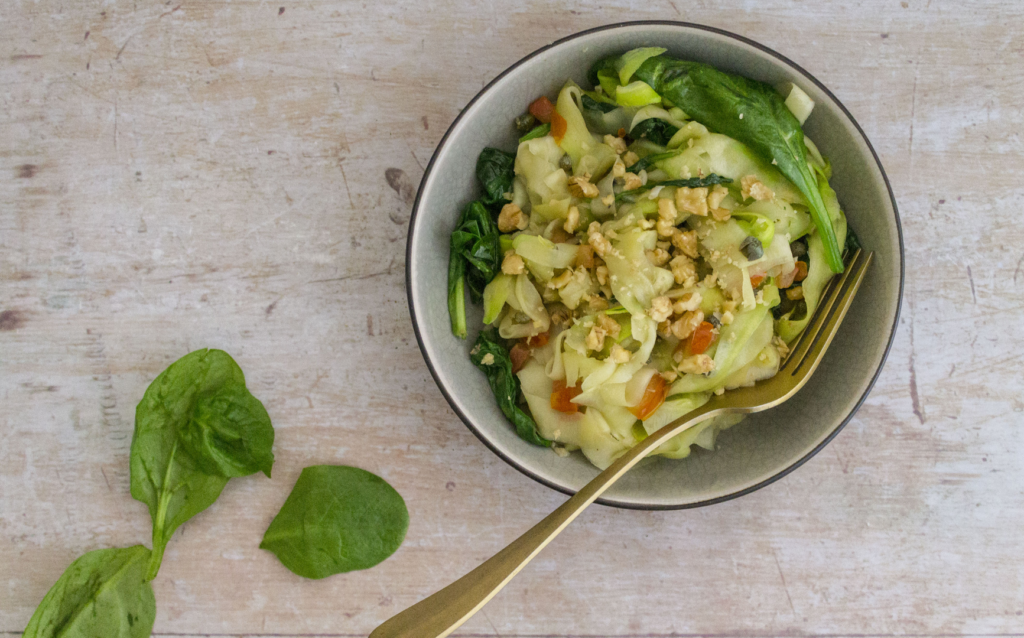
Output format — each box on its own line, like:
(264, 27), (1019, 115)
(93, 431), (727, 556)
(2, 0), (1023, 636)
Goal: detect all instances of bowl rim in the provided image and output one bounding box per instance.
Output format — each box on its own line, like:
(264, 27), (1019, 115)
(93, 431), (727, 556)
(406, 20), (905, 510)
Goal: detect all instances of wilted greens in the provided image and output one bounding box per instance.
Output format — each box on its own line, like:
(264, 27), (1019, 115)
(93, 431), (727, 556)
(471, 330), (550, 447)
(475, 148), (516, 208)
(448, 201), (502, 339)
(260, 465), (409, 579)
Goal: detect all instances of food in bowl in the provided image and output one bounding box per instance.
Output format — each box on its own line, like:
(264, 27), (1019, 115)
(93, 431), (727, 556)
(447, 48), (855, 470)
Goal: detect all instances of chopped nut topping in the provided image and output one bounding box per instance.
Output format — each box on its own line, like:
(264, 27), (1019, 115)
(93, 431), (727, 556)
(657, 197), (678, 222)
(587, 223), (612, 257)
(609, 343), (631, 363)
(707, 184), (729, 209)
(675, 186), (709, 216)
(480, 353), (495, 365)
(720, 310), (734, 325)
(564, 205), (581, 233)
(548, 268), (574, 289)
(575, 244), (595, 269)
(710, 207), (731, 222)
(661, 369), (679, 383)
(601, 193), (615, 206)
(657, 319), (674, 339)
(672, 291), (702, 314)
(669, 254), (697, 286)
(678, 353), (715, 374)
(596, 313), (621, 339)
(656, 218), (676, 238)
(786, 286), (804, 300)
(671, 229), (699, 258)
(585, 325), (607, 351)
(647, 247), (671, 266)
(622, 150), (640, 168)
(550, 305), (570, 326)
(501, 251), (525, 275)
(587, 295), (609, 311)
(568, 174), (600, 198)
(622, 172), (643, 191)
(649, 295), (673, 322)
(498, 203), (529, 232)
(773, 335), (791, 358)
(604, 134), (628, 155)
(741, 175), (774, 201)
(611, 157), (626, 178)
(671, 310), (704, 340)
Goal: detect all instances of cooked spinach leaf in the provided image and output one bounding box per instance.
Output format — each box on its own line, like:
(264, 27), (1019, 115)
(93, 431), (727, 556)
(625, 149), (683, 174)
(629, 118), (678, 145)
(475, 148), (516, 208)
(581, 93), (617, 114)
(448, 201), (502, 339)
(130, 348), (275, 580)
(471, 330), (551, 447)
(630, 55), (843, 272)
(518, 122), (550, 142)
(845, 224), (862, 251)
(616, 174), (733, 203)
(22, 546), (156, 638)
(260, 465), (409, 580)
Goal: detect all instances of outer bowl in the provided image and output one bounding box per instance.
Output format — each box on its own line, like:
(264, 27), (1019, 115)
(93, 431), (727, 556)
(407, 22), (903, 509)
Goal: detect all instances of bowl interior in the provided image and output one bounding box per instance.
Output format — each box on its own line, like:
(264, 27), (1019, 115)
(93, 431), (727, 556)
(408, 23), (902, 509)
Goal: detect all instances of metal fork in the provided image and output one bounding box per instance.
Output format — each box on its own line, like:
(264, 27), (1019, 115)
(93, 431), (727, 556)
(371, 249), (873, 638)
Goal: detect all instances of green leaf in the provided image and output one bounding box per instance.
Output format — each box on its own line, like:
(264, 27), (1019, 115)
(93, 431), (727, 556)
(518, 122), (550, 142)
(615, 47), (667, 86)
(23, 546), (156, 638)
(615, 81), (662, 107)
(475, 148), (516, 208)
(260, 465), (409, 579)
(580, 93), (617, 114)
(615, 174), (733, 203)
(448, 201), (502, 338)
(130, 348), (275, 580)
(471, 329), (551, 447)
(633, 56), (844, 272)
(629, 117), (679, 146)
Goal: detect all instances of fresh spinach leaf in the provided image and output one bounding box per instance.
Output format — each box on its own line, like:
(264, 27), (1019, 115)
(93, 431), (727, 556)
(130, 348), (275, 580)
(471, 330), (551, 447)
(448, 201), (502, 339)
(23, 546), (156, 638)
(581, 94), (617, 114)
(632, 55), (844, 273)
(260, 465), (409, 580)
(629, 118), (678, 146)
(615, 174), (733, 203)
(475, 148), (516, 208)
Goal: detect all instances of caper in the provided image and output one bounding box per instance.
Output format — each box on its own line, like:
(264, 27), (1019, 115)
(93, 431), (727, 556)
(707, 314), (722, 328)
(515, 113), (538, 134)
(559, 154), (573, 172)
(790, 239), (808, 258)
(740, 235), (764, 261)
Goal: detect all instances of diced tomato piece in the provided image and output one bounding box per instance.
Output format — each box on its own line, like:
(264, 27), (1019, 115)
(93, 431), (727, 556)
(529, 96), (554, 124)
(750, 273), (766, 288)
(794, 260), (808, 282)
(526, 332), (549, 348)
(510, 342), (531, 374)
(551, 378), (582, 414)
(617, 127), (627, 138)
(550, 111), (568, 143)
(777, 265), (797, 289)
(628, 374), (667, 421)
(688, 321), (716, 355)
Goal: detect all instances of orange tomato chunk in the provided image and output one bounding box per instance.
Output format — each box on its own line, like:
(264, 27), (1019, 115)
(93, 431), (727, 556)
(628, 374), (667, 421)
(510, 342), (531, 374)
(550, 112), (568, 143)
(749, 273), (766, 288)
(526, 332), (549, 348)
(529, 96), (554, 124)
(551, 379), (583, 414)
(688, 321), (716, 355)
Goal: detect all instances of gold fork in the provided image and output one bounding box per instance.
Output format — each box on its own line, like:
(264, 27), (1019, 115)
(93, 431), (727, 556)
(372, 249), (872, 638)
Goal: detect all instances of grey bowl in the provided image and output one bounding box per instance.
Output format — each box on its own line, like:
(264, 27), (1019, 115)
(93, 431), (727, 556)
(406, 22), (903, 509)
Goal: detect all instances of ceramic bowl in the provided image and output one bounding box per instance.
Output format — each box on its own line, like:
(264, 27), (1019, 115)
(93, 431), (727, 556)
(406, 22), (903, 509)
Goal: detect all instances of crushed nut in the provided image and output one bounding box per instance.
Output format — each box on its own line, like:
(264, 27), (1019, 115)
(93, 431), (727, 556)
(657, 319), (674, 339)
(588, 224), (612, 257)
(661, 369), (679, 383)
(622, 150), (640, 168)
(568, 174), (600, 199)
(550, 305), (570, 326)
(622, 172), (643, 191)
(722, 299), (737, 313)
(678, 354), (715, 375)
(501, 251), (525, 275)
(773, 335), (791, 358)
(658, 197), (678, 222)
(575, 244), (594, 269)
(480, 353), (495, 365)
(611, 157), (626, 178)
(656, 218), (676, 237)
(596, 313), (621, 339)
(671, 229), (699, 258)
(548, 268), (574, 289)
(649, 296), (673, 322)
(595, 264), (609, 285)
(498, 203), (529, 232)
(720, 310), (734, 325)
(671, 310), (704, 340)
(604, 134), (628, 155)
(587, 295), (609, 311)
(609, 343), (631, 363)
(741, 175), (774, 201)
(670, 254), (697, 286)
(710, 207), (731, 222)
(672, 291), (702, 314)
(564, 206), (580, 233)
(707, 185), (729, 209)
(675, 186), (709, 216)
(647, 247), (671, 266)
(585, 325), (608, 351)
(601, 193), (615, 206)
(786, 286), (804, 300)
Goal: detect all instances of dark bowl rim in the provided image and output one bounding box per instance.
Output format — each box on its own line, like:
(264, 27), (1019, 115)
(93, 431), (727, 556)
(405, 20), (905, 510)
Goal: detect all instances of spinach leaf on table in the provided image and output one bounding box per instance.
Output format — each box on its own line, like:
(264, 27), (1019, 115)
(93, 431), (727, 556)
(629, 55), (844, 273)
(260, 465), (409, 580)
(130, 348), (275, 580)
(471, 330), (551, 447)
(448, 201), (502, 339)
(22, 546), (156, 638)
(475, 148), (516, 208)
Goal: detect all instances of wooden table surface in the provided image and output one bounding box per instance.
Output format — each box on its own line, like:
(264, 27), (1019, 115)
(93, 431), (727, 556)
(3, 1), (1022, 636)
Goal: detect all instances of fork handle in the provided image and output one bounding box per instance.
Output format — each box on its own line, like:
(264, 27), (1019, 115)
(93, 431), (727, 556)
(369, 402), (718, 638)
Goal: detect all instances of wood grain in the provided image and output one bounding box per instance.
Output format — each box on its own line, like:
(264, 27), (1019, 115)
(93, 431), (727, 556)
(2, 0), (1022, 636)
